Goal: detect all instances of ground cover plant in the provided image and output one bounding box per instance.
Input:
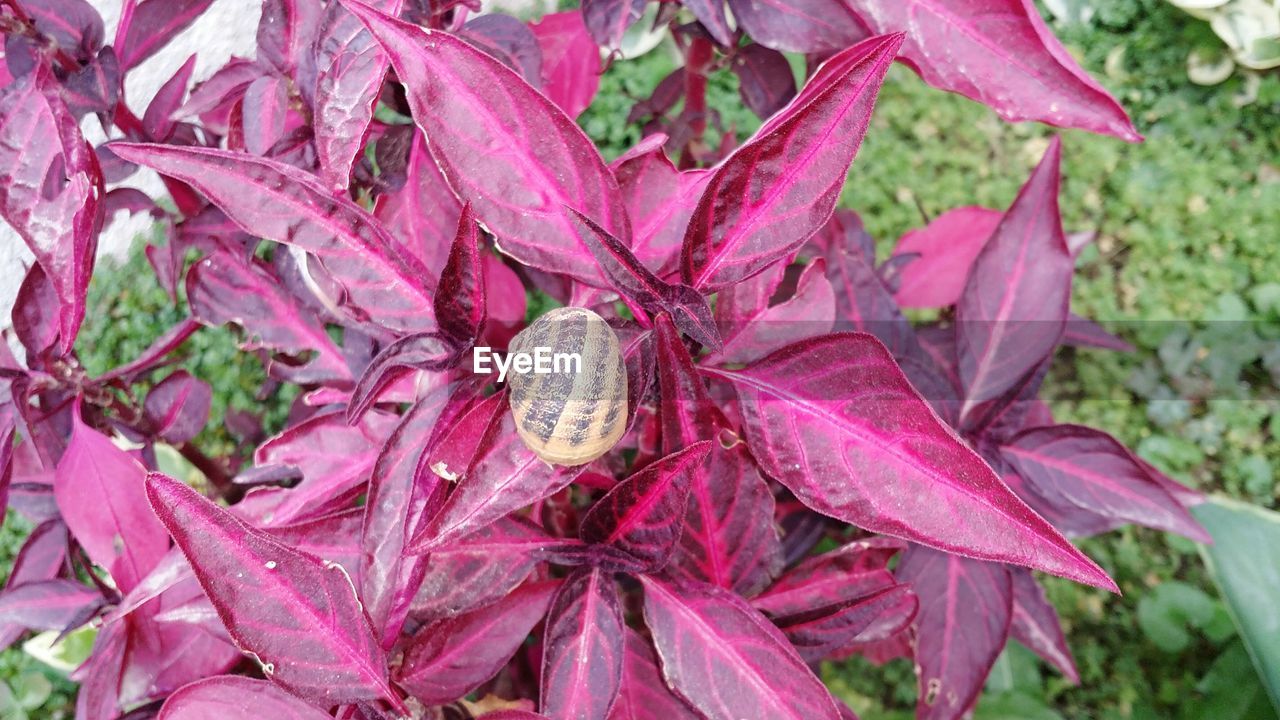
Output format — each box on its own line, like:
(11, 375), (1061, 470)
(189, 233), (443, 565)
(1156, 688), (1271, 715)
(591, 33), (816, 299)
(0, 1), (1262, 719)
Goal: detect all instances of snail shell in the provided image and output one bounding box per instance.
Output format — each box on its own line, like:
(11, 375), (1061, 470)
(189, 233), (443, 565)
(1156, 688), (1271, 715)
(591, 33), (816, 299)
(507, 307), (628, 466)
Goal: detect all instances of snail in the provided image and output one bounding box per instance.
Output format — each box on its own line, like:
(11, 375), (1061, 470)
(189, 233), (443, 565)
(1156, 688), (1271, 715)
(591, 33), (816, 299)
(506, 307), (628, 466)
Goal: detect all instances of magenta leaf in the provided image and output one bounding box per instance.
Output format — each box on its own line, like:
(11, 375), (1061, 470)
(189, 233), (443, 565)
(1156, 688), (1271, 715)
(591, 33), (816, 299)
(359, 391), (450, 648)
(683, 0), (734, 46)
(373, 129), (462, 274)
(143, 370), (213, 444)
(613, 138), (710, 276)
(54, 402), (169, 593)
(732, 44), (798, 119)
(410, 402), (584, 553)
(704, 333), (1117, 590)
(0, 580), (102, 632)
(0, 65), (103, 354)
(896, 546), (1012, 720)
(436, 203), (488, 348)
(582, 0), (647, 51)
(640, 575), (843, 720)
(239, 76), (289, 156)
(714, 258), (835, 365)
(145, 472), (401, 709)
(1001, 424), (1210, 542)
(956, 138), (1071, 424)
(116, 0), (215, 70)
(460, 15), (544, 86)
(1062, 314), (1134, 352)
(347, 0), (630, 286)
(726, 0), (866, 53)
(752, 537), (904, 618)
(0, 521), (69, 650)
(110, 142), (436, 334)
(345, 332), (453, 423)
(580, 442), (712, 570)
(399, 580), (558, 705)
(186, 250), (353, 385)
(777, 584), (917, 664)
(843, 0), (1140, 141)
(257, 0), (323, 79)
(0, 419), (12, 522)
(681, 34), (900, 292)
(15, 0), (103, 59)
(541, 567), (626, 719)
(609, 629), (701, 720)
(412, 516), (555, 624)
(891, 206), (1002, 309)
(1009, 568), (1079, 683)
(530, 11), (601, 119)
(143, 54), (198, 141)
(157, 675), (333, 719)
(655, 316), (783, 595)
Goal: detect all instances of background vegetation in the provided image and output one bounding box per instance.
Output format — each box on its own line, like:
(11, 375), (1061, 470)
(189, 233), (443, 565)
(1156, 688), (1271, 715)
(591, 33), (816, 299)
(3, 0), (1276, 717)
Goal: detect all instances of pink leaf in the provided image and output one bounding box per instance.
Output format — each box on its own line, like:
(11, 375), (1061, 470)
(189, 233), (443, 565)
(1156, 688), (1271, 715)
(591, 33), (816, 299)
(892, 206), (1002, 309)
(640, 576), (843, 720)
(373, 129), (463, 274)
(1001, 424), (1210, 542)
(116, 0), (215, 70)
(1009, 568), (1079, 684)
(896, 546), (1012, 720)
(714, 258), (835, 365)
(581, 0), (647, 51)
(399, 580), (558, 705)
(530, 11), (602, 119)
(612, 139), (710, 276)
(143, 370), (213, 444)
(142, 54), (197, 141)
(844, 0), (1140, 141)
(0, 65), (103, 354)
(240, 76), (289, 156)
(313, 0), (403, 192)
(704, 334), (1117, 591)
(0, 580), (102, 631)
(157, 676), (333, 719)
(109, 142), (436, 334)
(681, 34), (901, 291)
(956, 138), (1071, 424)
(54, 403), (169, 592)
(345, 0), (630, 286)
(727, 0), (867, 53)
(0, 521), (69, 651)
(145, 472), (401, 709)
(541, 567), (626, 719)
(436, 203), (488, 348)
(607, 629), (701, 720)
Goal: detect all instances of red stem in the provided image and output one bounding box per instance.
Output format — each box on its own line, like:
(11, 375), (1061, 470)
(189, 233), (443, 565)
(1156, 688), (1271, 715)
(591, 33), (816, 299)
(681, 37), (714, 166)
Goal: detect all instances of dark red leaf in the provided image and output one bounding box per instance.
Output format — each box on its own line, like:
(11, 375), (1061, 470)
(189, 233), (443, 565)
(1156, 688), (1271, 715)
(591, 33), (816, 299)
(15, 0), (103, 58)
(460, 14), (544, 87)
(399, 580), (558, 705)
(607, 629), (701, 720)
(1008, 568), (1078, 684)
(640, 576), (843, 719)
(777, 584), (917, 663)
(752, 537), (905, 618)
(157, 675), (333, 719)
(143, 54), (198, 141)
(0, 521), (69, 650)
(683, 0), (733, 46)
(582, 0), (647, 51)
(117, 0), (216, 70)
(541, 567), (626, 720)
(143, 370), (213, 444)
(346, 0), (631, 286)
(843, 0), (1140, 141)
(346, 332), (453, 423)
(714, 258), (835, 365)
(732, 44), (797, 119)
(726, 0), (866, 53)
(704, 334), (1117, 590)
(436, 203), (487, 348)
(373, 129), (463, 274)
(145, 472), (401, 709)
(257, 0), (323, 79)
(0, 65), (103, 354)
(897, 546), (1012, 720)
(681, 34), (900, 292)
(529, 11), (601, 119)
(110, 142), (436, 334)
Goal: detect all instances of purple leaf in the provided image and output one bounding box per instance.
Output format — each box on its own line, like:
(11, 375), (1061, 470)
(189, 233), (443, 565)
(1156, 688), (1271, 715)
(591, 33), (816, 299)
(608, 629), (701, 720)
(346, 0), (630, 286)
(779, 583), (917, 664)
(54, 402), (169, 592)
(436, 203), (487, 348)
(580, 442), (712, 569)
(896, 546), (1012, 720)
(956, 138), (1071, 424)
(372, 129), (462, 273)
(891, 206), (1002, 309)
(582, 0), (647, 51)
(460, 14), (544, 87)
(409, 401), (584, 553)
(143, 54), (197, 141)
(257, 0), (323, 80)
(655, 316), (783, 595)
(726, 0), (866, 53)
(732, 44), (798, 119)
(186, 250), (353, 385)
(570, 210), (721, 349)
(117, 0), (216, 70)
(12, 265), (62, 360)
(145, 472), (401, 709)
(1001, 424), (1210, 542)
(529, 11), (601, 119)
(399, 580), (558, 704)
(715, 258), (835, 365)
(0, 418), (12, 522)
(752, 537), (904, 618)
(110, 142), (436, 334)
(411, 516), (555, 624)
(239, 76), (290, 156)
(1062, 314), (1133, 352)
(0, 521), (69, 650)
(157, 675), (333, 719)
(683, 0), (734, 46)
(681, 34), (900, 292)
(640, 575), (843, 720)
(612, 139), (710, 276)
(0, 580), (102, 631)
(541, 567), (626, 720)
(345, 332), (453, 423)
(313, 0), (403, 192)
(704, 333), (1117, 591)
(15, 0), (103, 59)
(843, 0), (1141, 141)
(1009, 568), (1078, 683)
(360, 390), (450, 648)
(143, 370), (213, 444)
(60, 47), (120, 119)
(0, 65), (103, 354)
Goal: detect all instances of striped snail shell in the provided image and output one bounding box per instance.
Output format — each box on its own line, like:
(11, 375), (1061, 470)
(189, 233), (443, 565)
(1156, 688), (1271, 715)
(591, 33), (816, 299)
(507, 307), (628, 466)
